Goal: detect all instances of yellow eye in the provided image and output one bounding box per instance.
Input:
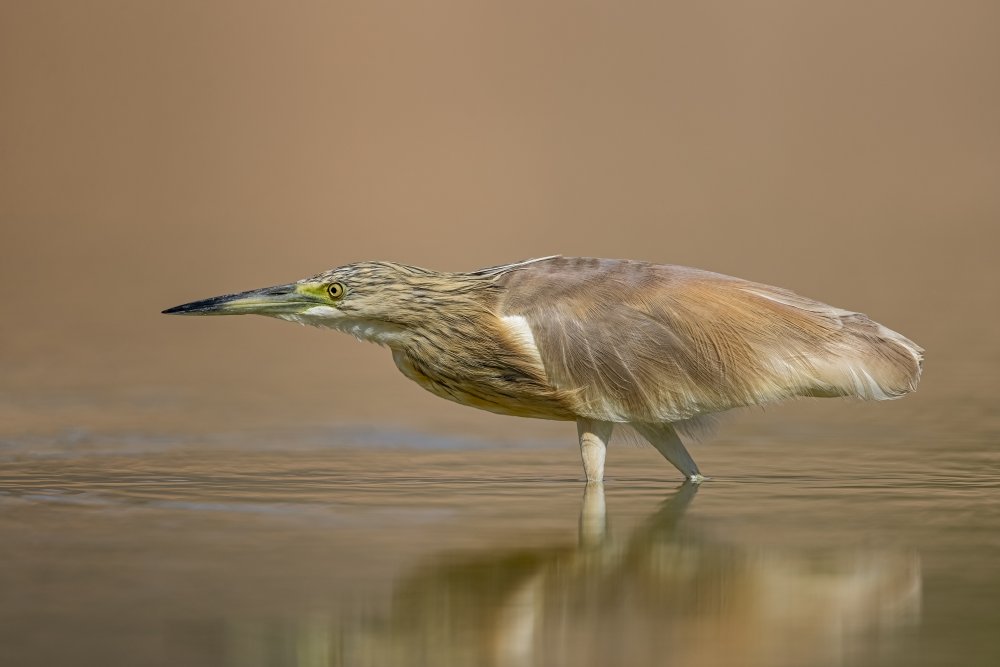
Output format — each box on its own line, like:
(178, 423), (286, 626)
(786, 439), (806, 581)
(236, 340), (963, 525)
(327, 282), (346, 299)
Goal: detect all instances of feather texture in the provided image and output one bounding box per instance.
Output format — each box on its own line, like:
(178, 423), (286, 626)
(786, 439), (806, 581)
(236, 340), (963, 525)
(495, 257), (923, 423)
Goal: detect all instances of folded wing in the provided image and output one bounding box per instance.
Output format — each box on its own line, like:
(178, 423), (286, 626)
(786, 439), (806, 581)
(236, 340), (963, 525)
(496, 257), (923, 423)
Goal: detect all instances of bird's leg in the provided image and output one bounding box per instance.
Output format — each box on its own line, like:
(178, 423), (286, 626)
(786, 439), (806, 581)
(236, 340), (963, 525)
(634, 423), (705, 483)
(576, 418), (614, 483)
(578, 481), (607, 548)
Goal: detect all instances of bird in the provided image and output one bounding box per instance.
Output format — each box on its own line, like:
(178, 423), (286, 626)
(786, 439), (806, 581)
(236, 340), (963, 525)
(163, 256), (923, 482)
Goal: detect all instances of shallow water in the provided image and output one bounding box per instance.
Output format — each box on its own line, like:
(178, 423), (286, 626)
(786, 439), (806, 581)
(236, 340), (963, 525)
(1, 417), (998, 667)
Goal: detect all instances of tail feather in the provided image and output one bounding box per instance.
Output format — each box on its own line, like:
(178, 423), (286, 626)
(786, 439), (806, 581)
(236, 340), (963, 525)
(806, 313), (923, 401)
(740, 285), (923, 403)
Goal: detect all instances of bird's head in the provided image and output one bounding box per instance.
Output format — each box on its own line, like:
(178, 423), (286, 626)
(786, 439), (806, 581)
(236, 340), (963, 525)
(163, 261), (490, 347)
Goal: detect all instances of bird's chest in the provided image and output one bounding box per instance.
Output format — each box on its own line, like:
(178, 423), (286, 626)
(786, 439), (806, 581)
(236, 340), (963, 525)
(390, 342), (573, 421)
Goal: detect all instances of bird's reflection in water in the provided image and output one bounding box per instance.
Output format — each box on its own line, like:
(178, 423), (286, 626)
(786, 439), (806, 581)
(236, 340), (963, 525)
(232, 484), (920, 667)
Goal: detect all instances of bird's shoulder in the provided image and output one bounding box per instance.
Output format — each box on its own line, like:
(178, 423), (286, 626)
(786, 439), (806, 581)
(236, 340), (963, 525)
(492, 256), (748, 317)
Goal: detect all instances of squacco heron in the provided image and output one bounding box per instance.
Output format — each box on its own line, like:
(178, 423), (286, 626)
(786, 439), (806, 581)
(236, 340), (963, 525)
(164, 256), (923, 482)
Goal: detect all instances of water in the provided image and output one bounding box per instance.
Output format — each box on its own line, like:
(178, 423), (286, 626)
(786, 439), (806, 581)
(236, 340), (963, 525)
(1, 416), (997, 667)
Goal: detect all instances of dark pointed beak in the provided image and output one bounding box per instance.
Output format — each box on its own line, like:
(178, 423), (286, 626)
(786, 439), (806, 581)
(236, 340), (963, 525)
(163, 283), (319, 316)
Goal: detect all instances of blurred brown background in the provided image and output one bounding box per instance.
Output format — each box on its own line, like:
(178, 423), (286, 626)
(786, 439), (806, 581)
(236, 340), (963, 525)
(2, 1), (997, 441)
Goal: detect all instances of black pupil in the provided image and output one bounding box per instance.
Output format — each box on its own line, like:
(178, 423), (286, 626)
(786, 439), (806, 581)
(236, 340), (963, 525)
(330, 284), (341, 296)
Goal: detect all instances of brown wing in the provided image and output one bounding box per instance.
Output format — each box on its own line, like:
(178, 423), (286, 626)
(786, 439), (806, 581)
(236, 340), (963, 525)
(495, 257), (923, 423)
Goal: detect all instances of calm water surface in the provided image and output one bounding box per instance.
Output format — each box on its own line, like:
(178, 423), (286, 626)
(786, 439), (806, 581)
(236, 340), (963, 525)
(1, 415), (997, 667)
